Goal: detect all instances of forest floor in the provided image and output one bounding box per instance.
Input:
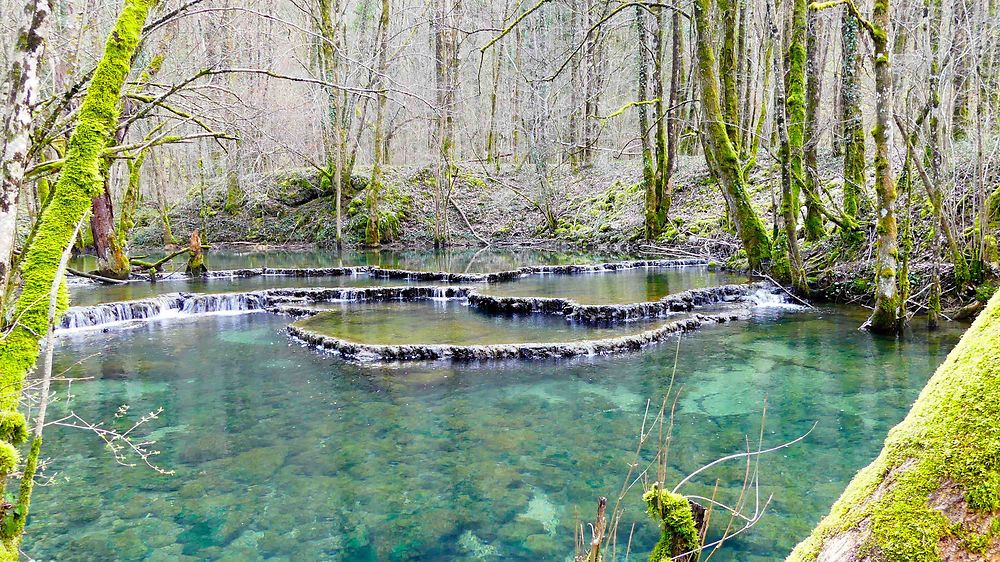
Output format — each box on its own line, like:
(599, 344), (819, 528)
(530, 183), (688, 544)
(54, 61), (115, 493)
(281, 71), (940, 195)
(131, 154), (997, 316)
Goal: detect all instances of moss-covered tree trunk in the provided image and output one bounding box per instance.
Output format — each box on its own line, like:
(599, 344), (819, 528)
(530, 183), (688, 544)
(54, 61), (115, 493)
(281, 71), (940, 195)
(663, 5), (683, 224)
(640, 4), (671, 240)
(185, 229), (207, 275)
(365, 0), (390, 246)
(817, 0), (902, 332)
(118, 150), (146, 249)
(803, 7), (825, 241)
(922, 0), (968, 286)
(786, 0), (808, 243)
(637, 7), (656, 239)
(718, 0), (741, 154)
(652, 4), (670, 231)
(317, 0), (344, 248)
(926, 0), (943, 329)
(485, 42), (502, 173)
(692, 0), (771, 270)
(772, 1), (808, 292)
(839, 7), (865, 246)
(0, 1), (153, 557)
(432, 0), (459, 246)
(867, 0), (902, 334)
(788, 289), (1000, 561)
(950, 0), (971, 141)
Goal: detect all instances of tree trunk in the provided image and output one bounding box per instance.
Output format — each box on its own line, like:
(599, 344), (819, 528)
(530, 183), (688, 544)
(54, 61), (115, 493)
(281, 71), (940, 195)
(568, 0), (581, 170)
(89, 179), (131, 279)
(773, 0), (808, 292)
(186, 229), (207, 276)
(950, 0), (971, 140)
(317, 0), (344, 248)
(839, 7), (866, 244)
(803, 7), (826, 241)
(719, 0), (741, 154)
(663, 5), (683, 224)
(692, 0), (772, 269)
(0, 1), (153, 557)
(789, 289), (1000, 561)
(637, 7), (656, 238)
(485, 42), (502, 172)
(651, 4), (670, 233)
(0, 0), (54, 306)
(924, 0), (943, 239)
(786, 0), (808, 247)
(867, 0), (902, 334)
(433, 0), (459, 246)
(366, 0), (390, 246)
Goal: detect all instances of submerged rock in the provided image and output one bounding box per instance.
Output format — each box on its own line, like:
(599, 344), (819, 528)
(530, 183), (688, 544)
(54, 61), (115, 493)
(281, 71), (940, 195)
(458, 530), (500, 559)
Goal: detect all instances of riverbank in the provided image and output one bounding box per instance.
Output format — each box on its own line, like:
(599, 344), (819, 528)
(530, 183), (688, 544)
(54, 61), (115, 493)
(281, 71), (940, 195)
(119, 155), (997, 317)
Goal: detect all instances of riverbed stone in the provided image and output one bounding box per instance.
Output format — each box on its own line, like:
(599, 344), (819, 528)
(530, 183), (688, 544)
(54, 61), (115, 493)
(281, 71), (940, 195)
(227, 445), (289, 482)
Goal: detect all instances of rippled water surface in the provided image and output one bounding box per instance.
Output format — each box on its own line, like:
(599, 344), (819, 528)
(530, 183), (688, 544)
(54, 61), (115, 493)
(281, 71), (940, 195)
(29, 251), (965, 561)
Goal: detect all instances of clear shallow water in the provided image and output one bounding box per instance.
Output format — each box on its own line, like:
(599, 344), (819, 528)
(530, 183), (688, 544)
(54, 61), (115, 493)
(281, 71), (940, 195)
(482, 268), (751, 304)
(27, 304), (964, 561)
(68, 248), (644, 306)
(68, 274), (418, 307)
(69, 247), (640, 275)
(293, 301), (673, 345)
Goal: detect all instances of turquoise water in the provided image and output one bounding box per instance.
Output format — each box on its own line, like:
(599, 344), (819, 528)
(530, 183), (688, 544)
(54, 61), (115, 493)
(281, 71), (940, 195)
(27, 301), (963, 560)
(68, 273), (417, 307)
(481, 268), (750, 304)
(67, 248), (642, 306)
(293, 301), (674, 345)
(69, 248), (639, 275)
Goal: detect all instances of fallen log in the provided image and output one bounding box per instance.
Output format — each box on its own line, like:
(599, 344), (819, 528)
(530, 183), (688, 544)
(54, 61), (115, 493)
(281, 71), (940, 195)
(66, 267), (129, 285)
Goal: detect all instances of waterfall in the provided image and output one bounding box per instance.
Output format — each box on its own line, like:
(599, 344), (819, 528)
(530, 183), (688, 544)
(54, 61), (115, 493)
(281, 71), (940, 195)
(59, 292), (273, 331)
(179, 292), (271, 314)
(748, 287), (802, 309)
(58, 285), (471, 331)
(59, 294), (187, 330)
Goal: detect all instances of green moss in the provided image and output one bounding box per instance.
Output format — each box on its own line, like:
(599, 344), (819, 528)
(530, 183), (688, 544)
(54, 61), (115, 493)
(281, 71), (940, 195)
(0, 0), (152, 406)
(643, 484), (700, 561)
(770, 232), (793, 282)
(692, 0), (772, 269)
(977, 283), (998, 304)
(347, 182), (410, 243)
(0, 445), (17, 476)
(0, 1), (153, 555)
(789, 289), (1000, 561)
(0, 414), (26, 446)
(985, 236), (999, 264)
(961, 531), (989, 555)
(224, 174), (242, 215)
